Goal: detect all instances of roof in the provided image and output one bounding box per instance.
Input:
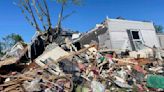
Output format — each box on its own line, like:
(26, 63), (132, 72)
(106, 17), (153, 24)
(106, 17), (155, 31)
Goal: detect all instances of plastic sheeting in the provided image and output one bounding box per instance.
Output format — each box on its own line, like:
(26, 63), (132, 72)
(146, 75), (164, 89)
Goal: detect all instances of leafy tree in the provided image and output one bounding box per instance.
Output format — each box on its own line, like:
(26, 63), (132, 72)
(154, 25), (163, 33)
(1, 33), (24, 51)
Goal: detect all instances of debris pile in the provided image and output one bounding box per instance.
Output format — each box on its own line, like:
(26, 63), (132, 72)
(0, 33), (164, 92)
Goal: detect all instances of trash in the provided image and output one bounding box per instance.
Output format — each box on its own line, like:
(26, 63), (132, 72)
(146, 74), (164, 89)
(0, 29), (164, 92)
(149, 66), (163, 73)
(91, 80), (105, 92)
(23, 78), (42, 92)
(76, 85), (90, 92)
(133, 65), (147, 74)
(114, 80), (132, 88)
(117, 68), (127, 80)
(132, 70), (145, 84)
(59, 59), (80, 73)
(35, 45), (69, 67)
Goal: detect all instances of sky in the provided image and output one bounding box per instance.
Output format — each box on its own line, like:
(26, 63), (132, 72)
(0, 0), (164, 42)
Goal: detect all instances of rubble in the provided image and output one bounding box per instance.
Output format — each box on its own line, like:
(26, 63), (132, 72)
(0, 31), (164, 92)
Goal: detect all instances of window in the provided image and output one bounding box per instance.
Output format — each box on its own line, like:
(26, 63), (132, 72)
(134, 41), (145, 50)
(132, 31), (140, 39)
(127, 30), (144, 51)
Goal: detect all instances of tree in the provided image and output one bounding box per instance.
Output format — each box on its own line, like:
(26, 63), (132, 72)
(1, 33), (24, 51)
(16, 0), (81, 34)
(16, 0), (52, 32)
(155, 25), (163, 33)
(56, 0), (81, 29)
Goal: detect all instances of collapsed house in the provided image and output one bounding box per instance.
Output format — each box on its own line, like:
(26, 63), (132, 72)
(79, 17), (160, 53)
(4, 0), (164, 91)
(0, 17), (164, 92)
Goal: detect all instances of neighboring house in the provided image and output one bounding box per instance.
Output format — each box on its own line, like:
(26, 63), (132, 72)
(79, 17), (160, 52)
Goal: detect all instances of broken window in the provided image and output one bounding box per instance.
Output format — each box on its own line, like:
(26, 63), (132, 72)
(132, 31), (140, 39)
(127, 30), (145, 51)
(134, 41), (145, 50)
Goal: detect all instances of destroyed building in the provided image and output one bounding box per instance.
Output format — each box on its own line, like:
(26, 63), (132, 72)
(0, 21), (164, 91)
(79, 17), (160, 52)
(1, 11), (164, 91)
(0, 1), (164, 90)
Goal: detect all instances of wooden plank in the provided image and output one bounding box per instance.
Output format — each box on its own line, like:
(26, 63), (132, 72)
(3, 84), (20, 92)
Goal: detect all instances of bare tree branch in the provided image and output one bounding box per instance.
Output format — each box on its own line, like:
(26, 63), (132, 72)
(26, 0), (40, 31)
(18, 0), (36, 28)
(62, 11), (76, 21)
(19, 0), (41, 32)
(43, 0), (52, 28)
(16, 0), (81, 33)
(32, 0), (47, 31)
(36, 0), (47, 16)
(56, 3), (65, 33)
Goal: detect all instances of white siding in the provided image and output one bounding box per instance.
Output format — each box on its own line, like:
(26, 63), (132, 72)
(110, 31), (131, 50)
(140, 30), (159, 47)
(157, 34), (164, 49)
(106, 18), (160, 50)
(107, 19), (155, 31)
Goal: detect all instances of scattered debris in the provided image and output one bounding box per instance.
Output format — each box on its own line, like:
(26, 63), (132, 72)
(0, 27), (164, 92)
